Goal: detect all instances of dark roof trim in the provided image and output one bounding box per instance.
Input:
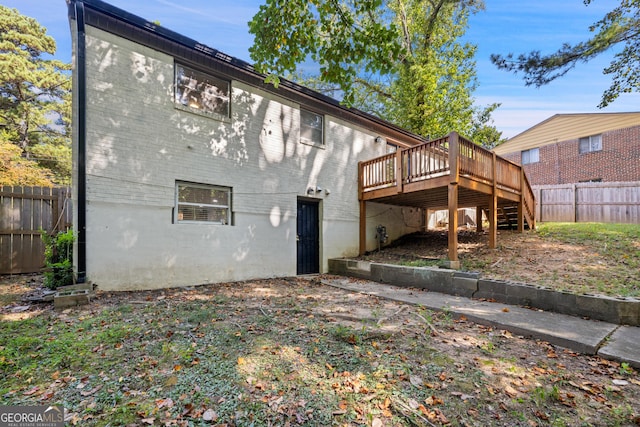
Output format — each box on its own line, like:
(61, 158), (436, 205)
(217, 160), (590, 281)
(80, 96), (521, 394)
(67, 0), (426, 146)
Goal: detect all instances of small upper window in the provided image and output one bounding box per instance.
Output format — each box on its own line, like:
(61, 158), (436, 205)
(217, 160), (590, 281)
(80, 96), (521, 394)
(579, 134), (602, 154)
(175, 63), (230, 118)
(175, 182), (231, 225)
(521, 148), (539, 165)
(579, 178), (603, 183)
(300, 109), (324, 146)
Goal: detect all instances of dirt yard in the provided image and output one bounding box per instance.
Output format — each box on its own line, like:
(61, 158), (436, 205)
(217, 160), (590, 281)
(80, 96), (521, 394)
(356, 227), (640, 297)
(1, 274), (640, 426)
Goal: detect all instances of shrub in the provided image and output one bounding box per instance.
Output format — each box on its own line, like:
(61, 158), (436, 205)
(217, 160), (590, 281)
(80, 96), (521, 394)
(41, 229), (74, 289)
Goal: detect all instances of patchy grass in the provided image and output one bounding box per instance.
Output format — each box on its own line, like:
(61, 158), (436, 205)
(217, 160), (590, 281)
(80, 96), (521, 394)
(359, 223), (640, 297)
(534, 223), (640, 296)
(1, 277), (639, 426)
(397, 259), (442, 268)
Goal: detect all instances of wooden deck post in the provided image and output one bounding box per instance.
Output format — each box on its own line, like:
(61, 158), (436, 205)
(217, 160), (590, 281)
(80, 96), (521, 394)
(448, 184), (459, 261)
(358, 161), (366, 255)
(489, 152), (497, 249)
(448, 132), (459, 262)
(359, 200), (366, 255)
(476, 206), (483, 232)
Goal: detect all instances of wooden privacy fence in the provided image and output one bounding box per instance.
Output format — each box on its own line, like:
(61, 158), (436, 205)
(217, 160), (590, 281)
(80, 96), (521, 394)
(0, 186), (72, 274)
(533, 181), (640, 223)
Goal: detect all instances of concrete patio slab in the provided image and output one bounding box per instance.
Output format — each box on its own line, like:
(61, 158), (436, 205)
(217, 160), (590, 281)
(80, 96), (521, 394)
(321, 278), (619, 356)
(598, 326), (640, 369)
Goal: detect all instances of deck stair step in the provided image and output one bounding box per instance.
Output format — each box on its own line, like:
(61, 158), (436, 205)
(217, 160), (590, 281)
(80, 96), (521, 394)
(483, 206), (528, 230)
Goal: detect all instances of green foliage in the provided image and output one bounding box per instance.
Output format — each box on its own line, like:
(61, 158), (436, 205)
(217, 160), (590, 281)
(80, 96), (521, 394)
(249, 0), (401, 106)
(249, 0), (504, 146)
(620, 362), (635, 376)
(386, 1), (503, 143)
(491, 0), (640, 108)
(28, 142), (72, 185)
(0, 6), (71, 184)
(0, 139), (54, 186)
(470, 102), (506, 148)
(41, 228), (74, 289)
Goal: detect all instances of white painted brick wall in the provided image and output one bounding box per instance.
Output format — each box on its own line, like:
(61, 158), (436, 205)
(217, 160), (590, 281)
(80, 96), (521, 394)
(77, 26), (419, 290)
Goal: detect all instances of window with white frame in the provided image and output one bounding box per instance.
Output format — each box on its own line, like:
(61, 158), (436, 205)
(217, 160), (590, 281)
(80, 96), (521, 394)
(175, 182), (231, 225)
(300, 109), (324, 146)
(175, 63), (230, 118)
(521, 147), (539, 165)
(579, 134), (602, 154)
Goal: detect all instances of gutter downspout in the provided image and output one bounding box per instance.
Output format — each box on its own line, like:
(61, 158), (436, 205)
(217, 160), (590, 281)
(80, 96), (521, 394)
(73, 0), (87, 283)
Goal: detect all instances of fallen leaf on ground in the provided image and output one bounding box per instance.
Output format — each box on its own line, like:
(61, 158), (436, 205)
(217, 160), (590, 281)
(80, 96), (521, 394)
(80, 385), (102, 396)
(425, 395), (443, 406)
(156, 397), (174, 409)
(202, 409), (217, 422)
(504, 384), (519, 397)
(22, 386), (40, 396)
(409, 374), (423, 387)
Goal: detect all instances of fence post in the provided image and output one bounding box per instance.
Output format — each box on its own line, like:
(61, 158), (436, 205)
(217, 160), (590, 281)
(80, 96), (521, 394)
(52, 187), (60, 234)
(572, 184), (577, 223)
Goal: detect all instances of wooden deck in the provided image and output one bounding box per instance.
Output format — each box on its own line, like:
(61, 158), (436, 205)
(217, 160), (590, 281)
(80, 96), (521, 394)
(358, 132), (535, 262)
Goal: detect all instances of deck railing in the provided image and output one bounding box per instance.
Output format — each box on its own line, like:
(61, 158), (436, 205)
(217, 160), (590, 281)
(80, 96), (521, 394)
(404, 136), (450, 183)
(360, 152), (397, 191)
(495, 156), (521, 192)
(359, 132), (535, 227)
(457, 136), (494, 184)
(522, 173), (535, 224)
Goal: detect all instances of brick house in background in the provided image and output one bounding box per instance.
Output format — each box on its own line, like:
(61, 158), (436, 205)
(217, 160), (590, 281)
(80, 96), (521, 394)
(493, 112), (640, 185)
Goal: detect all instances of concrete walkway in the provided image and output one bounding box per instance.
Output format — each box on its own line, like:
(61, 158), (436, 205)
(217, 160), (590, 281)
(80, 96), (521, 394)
(320, 277), (640, 369)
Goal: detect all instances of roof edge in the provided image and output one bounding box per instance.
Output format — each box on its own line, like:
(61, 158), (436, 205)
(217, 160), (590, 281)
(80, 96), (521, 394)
(67, 0), (427, 145)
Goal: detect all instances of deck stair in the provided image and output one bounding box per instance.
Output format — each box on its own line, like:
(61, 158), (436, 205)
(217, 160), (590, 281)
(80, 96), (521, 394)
(497, 206), (520, 229)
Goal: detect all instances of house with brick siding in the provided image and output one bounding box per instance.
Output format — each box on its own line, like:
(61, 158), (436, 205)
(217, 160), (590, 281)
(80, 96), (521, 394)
(67, 0), (429, 290)
(493, 113), (640, 185)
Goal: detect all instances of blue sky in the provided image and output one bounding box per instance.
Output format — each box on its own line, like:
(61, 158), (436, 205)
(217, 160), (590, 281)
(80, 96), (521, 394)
(5, 0), (639, 138)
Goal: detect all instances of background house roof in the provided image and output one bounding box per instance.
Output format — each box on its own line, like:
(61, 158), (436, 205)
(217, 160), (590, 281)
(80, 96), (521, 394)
(493, 112), (640, 155)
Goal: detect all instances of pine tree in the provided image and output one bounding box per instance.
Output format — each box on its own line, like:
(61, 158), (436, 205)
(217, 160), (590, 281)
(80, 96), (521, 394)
(491, 0), (640, 108)
(0, 6), (71, 183)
